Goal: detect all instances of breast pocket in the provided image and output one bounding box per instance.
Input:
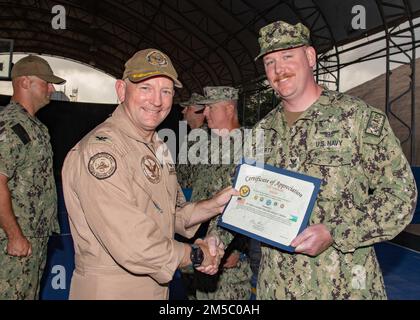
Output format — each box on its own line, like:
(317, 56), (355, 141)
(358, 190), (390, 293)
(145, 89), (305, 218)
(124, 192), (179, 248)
(305, 150), (353, 201)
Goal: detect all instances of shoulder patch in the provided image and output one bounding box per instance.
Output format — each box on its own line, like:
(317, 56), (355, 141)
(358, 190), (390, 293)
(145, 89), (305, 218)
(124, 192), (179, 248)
(88, 152), (117, 180)
(11, 123), (31, 145)
(365, 111), (385, 137)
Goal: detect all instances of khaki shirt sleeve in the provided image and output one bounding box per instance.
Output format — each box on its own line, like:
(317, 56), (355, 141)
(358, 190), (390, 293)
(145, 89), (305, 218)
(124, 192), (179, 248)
(65, 143), (186, 284)
(174, 184), (200, 238)
(326, 109), (418, 253)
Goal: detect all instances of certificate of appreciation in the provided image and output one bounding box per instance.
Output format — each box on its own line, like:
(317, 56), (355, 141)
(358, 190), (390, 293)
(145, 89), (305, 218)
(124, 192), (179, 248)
(219, 159), (322, 252)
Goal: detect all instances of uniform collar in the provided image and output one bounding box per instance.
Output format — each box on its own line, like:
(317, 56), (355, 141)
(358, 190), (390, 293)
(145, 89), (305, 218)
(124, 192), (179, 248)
(260, 89), (335, 132)
(9, 100), (43, 125)
(111, 103), (159, 145)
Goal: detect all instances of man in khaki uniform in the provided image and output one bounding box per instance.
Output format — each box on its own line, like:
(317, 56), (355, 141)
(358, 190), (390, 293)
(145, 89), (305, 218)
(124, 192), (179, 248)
(62, 49), (237, 300)
(0, 55), (65, 299)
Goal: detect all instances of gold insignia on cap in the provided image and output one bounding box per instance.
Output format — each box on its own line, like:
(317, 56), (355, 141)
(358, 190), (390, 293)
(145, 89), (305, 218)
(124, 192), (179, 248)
(88, 152), (117, 180)
(146, 51), (168, 67)
(141, 155), (161, 184)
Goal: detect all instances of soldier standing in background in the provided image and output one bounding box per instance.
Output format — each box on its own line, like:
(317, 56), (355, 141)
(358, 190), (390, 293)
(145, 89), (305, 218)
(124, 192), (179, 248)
(191, 86), (258, 300)
(177, 92), (207, 190)
(0, 55), (65, 299)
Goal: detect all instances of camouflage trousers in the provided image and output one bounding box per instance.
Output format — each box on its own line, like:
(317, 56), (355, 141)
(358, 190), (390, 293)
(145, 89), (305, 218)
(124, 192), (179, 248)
(0, 236), (49, 300)
(195, 259), (252, 300)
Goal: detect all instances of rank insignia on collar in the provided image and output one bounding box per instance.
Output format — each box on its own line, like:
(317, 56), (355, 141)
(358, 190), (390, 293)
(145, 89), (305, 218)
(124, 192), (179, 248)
(141, 155), (161, 184)
(95, 136), (109, 141)
(88, 152), (117, 180)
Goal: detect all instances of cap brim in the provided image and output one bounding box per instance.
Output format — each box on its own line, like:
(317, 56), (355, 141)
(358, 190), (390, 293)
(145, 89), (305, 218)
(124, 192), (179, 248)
(128, 72), (183, 88)
(38, 74), (66, 84)
(254, 44), (308, 61)
(196, 99), (225, 105)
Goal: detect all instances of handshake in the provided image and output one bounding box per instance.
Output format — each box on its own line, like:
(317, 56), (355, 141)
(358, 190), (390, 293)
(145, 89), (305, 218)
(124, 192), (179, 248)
(180, 236), (225, 275)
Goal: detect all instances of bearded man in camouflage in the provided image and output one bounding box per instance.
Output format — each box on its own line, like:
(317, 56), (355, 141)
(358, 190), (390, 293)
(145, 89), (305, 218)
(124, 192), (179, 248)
(209, 20), (417, 299)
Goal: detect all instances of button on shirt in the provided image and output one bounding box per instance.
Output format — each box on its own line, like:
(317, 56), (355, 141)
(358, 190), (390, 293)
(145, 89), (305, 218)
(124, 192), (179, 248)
(62, 104), (199, 300)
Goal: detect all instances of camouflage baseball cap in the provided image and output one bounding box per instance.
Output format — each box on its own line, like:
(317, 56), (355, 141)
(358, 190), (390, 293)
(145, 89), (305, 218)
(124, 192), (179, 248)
(179, 92), (205, 108)
(197, 86), (239, 104)
(11, 55), (66, 84)
(123, 48), (182, 88)
(255, 21), (311, 60)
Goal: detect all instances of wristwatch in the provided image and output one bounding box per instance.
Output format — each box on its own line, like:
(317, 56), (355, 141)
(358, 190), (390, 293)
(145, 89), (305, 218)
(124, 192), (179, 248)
(190, 244), (204, 268)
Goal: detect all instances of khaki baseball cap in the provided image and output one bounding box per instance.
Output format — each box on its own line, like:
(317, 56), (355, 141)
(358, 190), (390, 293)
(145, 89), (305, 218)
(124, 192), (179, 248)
(197, 86), (239, 105)
(255, 21), (311, 60)
(11, 55), (66, 84)
(179, 93), (205, 109)
(123, 48), (182, 88)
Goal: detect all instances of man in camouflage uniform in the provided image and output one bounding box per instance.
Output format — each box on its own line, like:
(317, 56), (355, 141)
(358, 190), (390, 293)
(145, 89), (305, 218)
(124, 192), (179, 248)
(177, 93), (207, 190)
(190, 86), (254, 300)
(180, 93), (206, 130)
(0, 55), (64, 299)
(210, 21), (417, 299)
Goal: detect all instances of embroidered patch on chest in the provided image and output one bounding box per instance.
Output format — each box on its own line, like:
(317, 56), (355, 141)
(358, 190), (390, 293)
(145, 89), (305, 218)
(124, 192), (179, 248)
(88, 152), (117, 179)
(315, 140), (343, 148)
(365, 111), (385, 137)
(141, 155), (161, 184)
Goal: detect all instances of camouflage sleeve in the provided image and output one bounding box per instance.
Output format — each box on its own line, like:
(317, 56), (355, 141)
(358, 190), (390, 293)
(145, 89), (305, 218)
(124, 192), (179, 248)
(327, 109), (417, 253)
(206, 215), (235, 245)
(0, 122), (26, 178)
(176, 163), (191, 189)
(205, 165), (238, 246)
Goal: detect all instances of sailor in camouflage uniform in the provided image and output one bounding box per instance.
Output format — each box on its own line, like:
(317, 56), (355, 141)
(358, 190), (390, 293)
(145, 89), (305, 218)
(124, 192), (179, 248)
(190, 86), (254, 300)
(0, 56), (64, 299)
(177, 92), (207, 190)
(209, 21), (417, 300)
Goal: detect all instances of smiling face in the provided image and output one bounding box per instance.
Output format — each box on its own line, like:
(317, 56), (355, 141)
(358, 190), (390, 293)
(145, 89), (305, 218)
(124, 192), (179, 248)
(116, 76), (174, 138)
(263, 46), (316, 103)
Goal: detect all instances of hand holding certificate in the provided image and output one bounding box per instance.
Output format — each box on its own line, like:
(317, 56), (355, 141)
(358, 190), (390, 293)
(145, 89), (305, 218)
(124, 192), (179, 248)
(219, 159), (321, 252)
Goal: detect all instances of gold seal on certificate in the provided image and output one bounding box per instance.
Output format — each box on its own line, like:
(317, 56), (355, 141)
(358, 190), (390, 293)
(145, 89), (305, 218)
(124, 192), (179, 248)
(219, 160), (321, 252)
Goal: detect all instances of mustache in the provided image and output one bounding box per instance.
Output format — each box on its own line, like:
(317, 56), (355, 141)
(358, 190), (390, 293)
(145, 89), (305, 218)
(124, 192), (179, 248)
(273, 73), (295, 82)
